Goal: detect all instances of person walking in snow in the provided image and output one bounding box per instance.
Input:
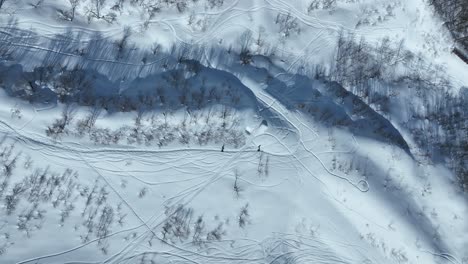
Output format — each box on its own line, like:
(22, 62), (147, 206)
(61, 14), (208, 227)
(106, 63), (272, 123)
(221, 144), (225, 152)
(257, 145), (261, 152)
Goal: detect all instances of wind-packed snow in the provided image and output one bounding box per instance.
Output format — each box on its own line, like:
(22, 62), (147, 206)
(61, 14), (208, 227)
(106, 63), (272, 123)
(0, 0), (467, 264)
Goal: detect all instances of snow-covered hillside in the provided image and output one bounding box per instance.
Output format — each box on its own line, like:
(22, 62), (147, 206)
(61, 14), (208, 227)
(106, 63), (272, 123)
(0, 0), (467, 264)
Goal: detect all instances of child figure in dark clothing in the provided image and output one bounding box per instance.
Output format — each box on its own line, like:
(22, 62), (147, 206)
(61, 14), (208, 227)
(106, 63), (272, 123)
(257, 145), (261, 152)
(221, 144), (225, 152)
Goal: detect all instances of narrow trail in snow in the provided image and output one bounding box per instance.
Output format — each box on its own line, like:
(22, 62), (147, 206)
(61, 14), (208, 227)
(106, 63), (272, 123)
(234, 74), (369, 193)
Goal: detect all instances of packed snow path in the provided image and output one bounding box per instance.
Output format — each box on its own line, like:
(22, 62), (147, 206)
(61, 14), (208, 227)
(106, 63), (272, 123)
(0, 0), (467, 263)
(0, 67), (465, 264)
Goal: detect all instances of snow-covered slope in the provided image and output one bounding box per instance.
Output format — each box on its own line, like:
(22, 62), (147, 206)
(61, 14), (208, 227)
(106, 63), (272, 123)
(0, 0), (467, 264)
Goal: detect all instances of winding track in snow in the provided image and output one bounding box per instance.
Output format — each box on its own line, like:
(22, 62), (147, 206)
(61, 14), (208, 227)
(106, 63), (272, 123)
(1, 77), (373, 264)
(1, 1), (464, 262)
(0, 52), (376, 264)
(233, 74), (369, 193)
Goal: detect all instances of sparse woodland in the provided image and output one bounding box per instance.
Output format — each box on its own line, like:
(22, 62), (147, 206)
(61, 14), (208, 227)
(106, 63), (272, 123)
(0, 11), (465, 190)
(331, 31), (467, 191)
(429, 0), (468, 51)
(0, 0), (466, 263)
(0, 137), (265, 257)
(0, 140), (122, 255)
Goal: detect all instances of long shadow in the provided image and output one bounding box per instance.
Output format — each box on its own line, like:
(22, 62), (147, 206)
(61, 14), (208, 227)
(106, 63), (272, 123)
(0, 16), (464, 263)
(237, 60), (413, 157)
(0, 22), (264, 113)
(356, 150), (454, 258)
(0, 22), (461, 165)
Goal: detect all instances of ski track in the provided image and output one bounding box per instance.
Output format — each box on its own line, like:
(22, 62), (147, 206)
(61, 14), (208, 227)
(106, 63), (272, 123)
(234, 74), (369, 192)
(4, 69), (377, 264)
(16, 224), (146, 264)
(0, 119), (279, 263)
(2, 84), (361, 264)
(0, 69), (399, 264)
(1, 1), (465, 263)
(0, 0), (406, 73)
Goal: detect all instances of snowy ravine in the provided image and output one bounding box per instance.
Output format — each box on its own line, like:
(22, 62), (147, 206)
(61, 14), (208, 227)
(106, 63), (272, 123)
(0, 0), (467, 264)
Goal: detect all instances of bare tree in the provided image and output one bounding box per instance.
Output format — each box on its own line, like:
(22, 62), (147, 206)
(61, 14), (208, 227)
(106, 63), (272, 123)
(207, 0), (224, 9)
(429, 0), (468, 50)
(76, 107), (101, 135)
(323, 0), (336, 9)
(239, 30), (253, 65)
(238, 203), (250, 228)
(90, 0), (106, 19)
(308, 0), (337, 12)
(233, 169), (243, 198)
(206, 223), (225, 241)
(68, 0), (80, 21)
(192, 215), (205, 247)
(115, 26), (132, 59)
(46, 104), (77, 139)
(275, 13), (301, 38)
(308, 0), (320, 12)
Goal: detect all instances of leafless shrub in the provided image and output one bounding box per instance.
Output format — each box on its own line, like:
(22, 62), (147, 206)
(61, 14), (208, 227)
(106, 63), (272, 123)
(206, 222), (226, 241)
(233, 169), (243, 198)
(429, 0), (468, 50)
(207, 0), (223, 9)
(90, 0), (106, 19)
(192, 215), (205, 247)
(257, 152), (264, 176)
(138, 187), (148, 198)
(275, 13), (301, 38)
(96, 205), (114, 253)
(161, 205), (193, 243)
(0, 141), (124, 255)
(46, 105), (77, 139)
(56, 68), (92, 103)
(264, 156), (270, 177)
(238, 203), (250, 228)
(58, 0), (80, 21)
(4, 183), (24, 215)
(115, 27), (132, 59)
(308, 0), (337, 12)
(76, 107), (101, 136)
(89, 127), (119, 145)
(239, 30), (253, 65)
